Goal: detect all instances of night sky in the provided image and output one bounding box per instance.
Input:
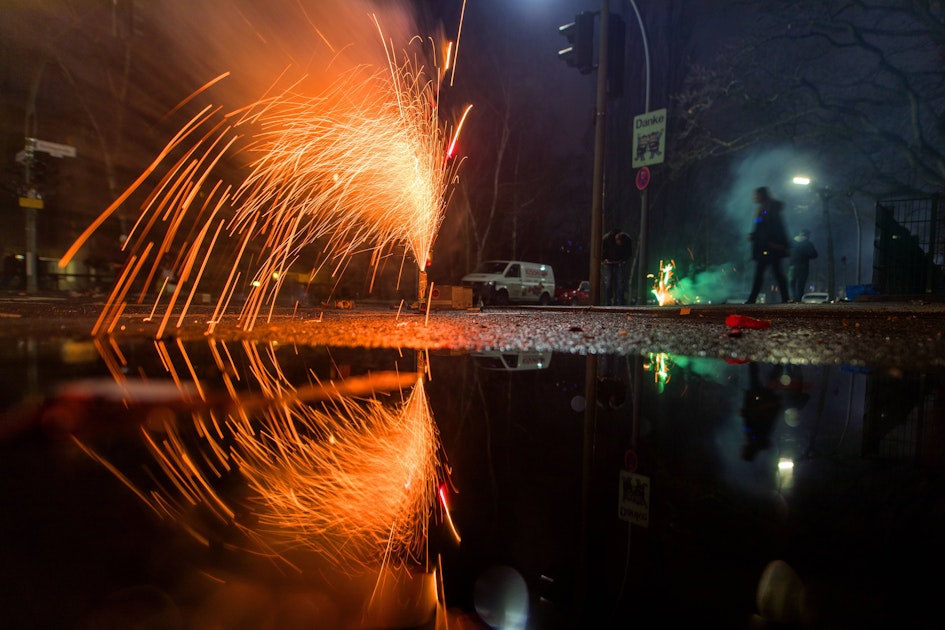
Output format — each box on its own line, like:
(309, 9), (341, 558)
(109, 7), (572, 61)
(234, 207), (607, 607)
(2, 0), (925, 300)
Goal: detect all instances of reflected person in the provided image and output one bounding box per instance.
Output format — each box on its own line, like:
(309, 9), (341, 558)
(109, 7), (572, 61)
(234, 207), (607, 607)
(740, 362), (783, 461)
(597, 354), (627, 410)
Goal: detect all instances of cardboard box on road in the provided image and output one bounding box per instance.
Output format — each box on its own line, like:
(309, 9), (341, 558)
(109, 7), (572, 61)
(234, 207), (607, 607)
(426, 285), (473, 310)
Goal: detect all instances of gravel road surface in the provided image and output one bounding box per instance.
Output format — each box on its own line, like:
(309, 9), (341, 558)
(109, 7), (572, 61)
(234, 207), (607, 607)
(1, 296), (943, 370)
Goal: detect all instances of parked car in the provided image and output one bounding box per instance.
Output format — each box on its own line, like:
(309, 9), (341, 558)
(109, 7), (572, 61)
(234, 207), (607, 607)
(461, 260), (555, 306)
(801, 292), (830, 304)
(555, 280), (590, 305)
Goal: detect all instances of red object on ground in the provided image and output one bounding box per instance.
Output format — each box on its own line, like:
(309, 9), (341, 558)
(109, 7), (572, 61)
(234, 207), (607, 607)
(725, 314), (771, 330)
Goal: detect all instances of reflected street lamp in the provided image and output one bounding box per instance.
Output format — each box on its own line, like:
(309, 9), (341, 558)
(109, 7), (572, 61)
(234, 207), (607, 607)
(793, 176), (837, 301)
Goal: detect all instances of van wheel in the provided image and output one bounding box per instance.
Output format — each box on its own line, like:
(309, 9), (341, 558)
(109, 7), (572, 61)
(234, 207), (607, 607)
(539, 292), (551, 305)
(494, 289), (509, 306)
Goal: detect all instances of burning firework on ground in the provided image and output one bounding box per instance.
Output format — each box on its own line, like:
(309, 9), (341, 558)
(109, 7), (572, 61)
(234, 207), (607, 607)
(651, 259), (677, 306)
(59, 13), (470, 338)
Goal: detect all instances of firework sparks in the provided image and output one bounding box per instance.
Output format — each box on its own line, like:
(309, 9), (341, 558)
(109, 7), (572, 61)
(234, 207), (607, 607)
(60, 16), (469, 337)
(644, 352), (675, 393)
(67, 339), (448, 575)
(234, 375), (441, 570)
(651, 259), (677, 306)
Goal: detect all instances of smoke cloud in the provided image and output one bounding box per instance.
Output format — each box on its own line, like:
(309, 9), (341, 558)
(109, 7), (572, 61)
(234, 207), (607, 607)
(669, 145), (872, 303)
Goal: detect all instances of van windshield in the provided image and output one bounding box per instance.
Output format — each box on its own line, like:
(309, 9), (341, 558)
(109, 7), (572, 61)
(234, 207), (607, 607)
(473, 261), (508, 274)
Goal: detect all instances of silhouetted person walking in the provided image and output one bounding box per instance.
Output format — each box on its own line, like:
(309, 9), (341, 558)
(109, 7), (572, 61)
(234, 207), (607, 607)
(746, 187), (790, 303)
(788, 229), (818, 301)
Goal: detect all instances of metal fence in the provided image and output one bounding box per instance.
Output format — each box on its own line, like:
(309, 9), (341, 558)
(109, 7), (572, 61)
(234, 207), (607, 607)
(873, 195), (944, 295)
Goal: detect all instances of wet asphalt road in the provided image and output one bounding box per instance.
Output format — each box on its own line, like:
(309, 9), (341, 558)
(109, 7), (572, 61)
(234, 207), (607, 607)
(1, 294), (944, 370)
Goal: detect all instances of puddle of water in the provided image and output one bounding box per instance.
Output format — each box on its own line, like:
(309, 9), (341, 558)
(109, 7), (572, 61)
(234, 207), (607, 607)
(0, 338), (942, 628)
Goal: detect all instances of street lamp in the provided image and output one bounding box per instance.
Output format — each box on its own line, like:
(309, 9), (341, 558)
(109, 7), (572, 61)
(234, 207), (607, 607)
(792, 176), (837, 301)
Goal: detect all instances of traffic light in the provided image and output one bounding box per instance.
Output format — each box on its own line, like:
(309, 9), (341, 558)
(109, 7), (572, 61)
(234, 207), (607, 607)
(558, 11), (594, 74)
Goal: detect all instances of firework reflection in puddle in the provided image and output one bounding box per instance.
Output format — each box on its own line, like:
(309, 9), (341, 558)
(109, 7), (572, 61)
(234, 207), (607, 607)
(38, 339), (459, 626)
(61, 340), (451, 576)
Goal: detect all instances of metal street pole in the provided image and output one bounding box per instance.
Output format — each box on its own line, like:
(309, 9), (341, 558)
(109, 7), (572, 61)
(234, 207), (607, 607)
(821, 188), (836, 301)
(588, 0), (609, 306)
(847, 192), (862, 286)
(24, 139), (37, 294)
(628, 0), (651, 305)
(578, 352), (597, 615)
(628, 1), (650, 113)
(24, 64), (46, 296)
(582, 2), (608, 619)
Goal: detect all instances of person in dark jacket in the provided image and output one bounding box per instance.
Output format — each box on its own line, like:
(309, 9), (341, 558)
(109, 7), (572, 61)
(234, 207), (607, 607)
(602, 229), (632, 306)
(788, 229), (818, 301)
(746, 187), (790, 304)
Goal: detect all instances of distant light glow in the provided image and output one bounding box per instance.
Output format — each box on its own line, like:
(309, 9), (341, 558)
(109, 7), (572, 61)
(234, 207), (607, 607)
(474, 566), (529, 630)
(792, 176), (811, 185)
(778, 457), (795, 492)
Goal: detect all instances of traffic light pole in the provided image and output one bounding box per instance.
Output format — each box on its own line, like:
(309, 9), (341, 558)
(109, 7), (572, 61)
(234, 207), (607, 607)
(582, 7), (608, 624)
(588, 1), (609, 307)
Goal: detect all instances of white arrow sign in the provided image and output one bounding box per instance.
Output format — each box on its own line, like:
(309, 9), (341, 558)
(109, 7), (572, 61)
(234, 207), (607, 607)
(26, 137), (77, 159)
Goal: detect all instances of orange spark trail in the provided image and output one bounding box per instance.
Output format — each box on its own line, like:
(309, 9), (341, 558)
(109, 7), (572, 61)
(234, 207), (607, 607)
(63, 15), (469, 337)
(70, 340), (447, 573)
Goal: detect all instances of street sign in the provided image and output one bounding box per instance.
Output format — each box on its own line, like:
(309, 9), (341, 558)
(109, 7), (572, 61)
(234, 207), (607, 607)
(635, 166), (651, 191)
(26, 137), (77, 159)
(18, 197), (43, 209)
(618, 470), (650, 527)
(631, 108), (666, 168)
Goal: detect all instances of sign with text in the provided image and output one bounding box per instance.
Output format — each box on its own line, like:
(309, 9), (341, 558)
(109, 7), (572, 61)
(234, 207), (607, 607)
(618, 470), (650, 527)
(18, 197), (44, 209)
(26, 137), (77, 159)
(631, 108), (666, 168)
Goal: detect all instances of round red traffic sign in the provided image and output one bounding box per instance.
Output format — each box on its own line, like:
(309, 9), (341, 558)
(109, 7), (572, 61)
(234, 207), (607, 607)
(635, 166), (651, 191)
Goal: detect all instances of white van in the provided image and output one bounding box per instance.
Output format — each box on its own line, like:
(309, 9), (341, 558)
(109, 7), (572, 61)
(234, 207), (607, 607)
(471, 351), (552, 371)
(461, 260), (555, 306)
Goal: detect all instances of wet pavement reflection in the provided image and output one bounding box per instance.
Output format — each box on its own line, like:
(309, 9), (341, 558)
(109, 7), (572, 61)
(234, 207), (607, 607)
(0, 336), (942, 628)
